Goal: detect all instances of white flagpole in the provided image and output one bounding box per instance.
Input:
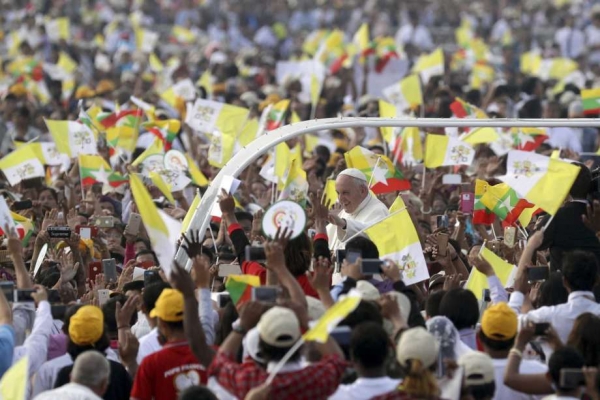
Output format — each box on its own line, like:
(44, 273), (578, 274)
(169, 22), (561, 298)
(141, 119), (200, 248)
(367, 156), (381, 189)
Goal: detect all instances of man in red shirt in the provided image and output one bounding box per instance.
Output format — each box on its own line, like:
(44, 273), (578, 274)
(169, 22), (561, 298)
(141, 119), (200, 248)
(130, 288), (207, 400)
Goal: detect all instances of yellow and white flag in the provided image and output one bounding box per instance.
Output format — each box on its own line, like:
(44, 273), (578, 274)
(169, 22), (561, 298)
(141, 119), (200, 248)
(364, 209), (429, 285)
(424, 134), (475, 169)
(130, 173), (182, 277)
(0, 146), (45, 186)
(499, 150), (580, 215)
(132, 138), (164, 168)
(459, 127), (500, 145)
(181, 192), (201, 233)
(0, 355), (28, 400)
(382, 74), (423, 112)
(28, 142), (66, 166)
(45, 120), (98, 157)
(466, 246), (515, 300)
(185, 98), (249, 135)
(303, 295), (361, 343)
(412, 48), (444, 84)
(135, 28), (159, 53)
(208, 130), (236, 168)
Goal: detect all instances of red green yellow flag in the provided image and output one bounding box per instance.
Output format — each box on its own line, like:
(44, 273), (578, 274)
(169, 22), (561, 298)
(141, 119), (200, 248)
(225, 275), (260, 307)
(79, 155), (127, 187)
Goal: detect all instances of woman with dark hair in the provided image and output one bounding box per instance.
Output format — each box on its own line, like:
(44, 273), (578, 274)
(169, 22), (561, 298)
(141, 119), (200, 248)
(533, 272), (568, 308)
(567, 313), (600, 367)
(38, 187), (59, 211)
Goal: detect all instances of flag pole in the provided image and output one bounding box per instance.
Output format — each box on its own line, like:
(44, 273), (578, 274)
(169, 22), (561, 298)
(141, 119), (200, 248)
(266, 338), (305, 384)
(490, 223), (497, 240)
(392, 127), (405, 166)
(542, 215), (554, 232)
(340, 207), (407, 245)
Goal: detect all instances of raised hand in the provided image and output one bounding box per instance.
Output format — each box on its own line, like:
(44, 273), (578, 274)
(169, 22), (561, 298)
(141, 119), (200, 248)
(181, 230), (204, 259)
(170, 260), (196, 297)
(308, 256), (333, 292)
(218, 189), (236, 215)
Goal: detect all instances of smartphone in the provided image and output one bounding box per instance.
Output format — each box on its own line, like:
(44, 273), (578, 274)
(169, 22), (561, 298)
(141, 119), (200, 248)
(460, 192), (475, 214)
(436, 215), (449, 229)
(47, 289), (61, 303)
(97, 289), (110, 307)
(102, 259), (117, 283)
(218, 264), (242, 277)
(95, 216), (114, 228)
(12, 200), (32, 210)
(436, 233), (449, 257)
(76, 225), (98, 240)
(504, 226), (516, 248)
(534, 322), (551, 336)
(245, 246), (266, 262)
(442, 174), (462, 185)
(527, 266), (549, 282)
(251, 286), (279, 303)
(125, 213), (142, 236)
(144, 270), (160, 287)
(559, 368), (585, 389)
(88, 261), (102, 285)
(216, 293), (231, 308)
(0, 282), (14, 302)
(335, 249), (346, 264)
(360, 259), (383, 275)
(330, 325), (352, 346)
(47, 226), (71, 239)
(483, 289), (491, 302)
(15, 289), (35, 302)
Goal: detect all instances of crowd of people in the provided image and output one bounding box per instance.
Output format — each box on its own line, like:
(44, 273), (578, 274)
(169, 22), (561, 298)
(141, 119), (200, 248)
(4, 0), (600, 399)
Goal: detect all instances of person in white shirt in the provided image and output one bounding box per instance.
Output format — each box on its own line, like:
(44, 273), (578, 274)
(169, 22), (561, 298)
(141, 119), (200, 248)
(509, 232), (600, 345)
(328, 322), (401, 400)
(326, 168), (389, 250)
(543, 101), (582, 153)
(34, 350), (110, 400)
(478, 303), (547, 400)
(586, 8), (600, 65)
(554, 15), (585, 59)
(394, 10), (433, 55)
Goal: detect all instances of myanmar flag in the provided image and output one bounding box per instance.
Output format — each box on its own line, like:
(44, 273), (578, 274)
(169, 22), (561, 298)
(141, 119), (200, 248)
(143, 119), (180, 150)
(450, 97), (487, 119)
(479, 182), (535, 226)
(344, 146), (410, 194)
(97, 109), (143, 129)
(225, 275), (260, 307)
(266, 100), (290, 131)
(79, 155), (128, 187)
(0, 212), (34, 245)
(510, 128), (548, 152)
(582, 88), (600, 116)
(473, 179), (495, 225)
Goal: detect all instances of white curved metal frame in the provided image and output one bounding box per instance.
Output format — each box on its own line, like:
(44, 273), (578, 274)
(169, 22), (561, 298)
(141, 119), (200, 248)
(175, 117), (600, 267)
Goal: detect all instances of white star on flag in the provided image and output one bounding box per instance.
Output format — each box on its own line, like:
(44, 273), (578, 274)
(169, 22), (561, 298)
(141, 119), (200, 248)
(371, 159), (389, 186)
(497, 195), (515, 212)
(91, 164), (110, 185)
(516, 131), (535, 147)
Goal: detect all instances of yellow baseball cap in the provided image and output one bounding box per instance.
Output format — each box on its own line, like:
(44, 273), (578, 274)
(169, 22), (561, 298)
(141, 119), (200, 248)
(75, 85), (96, 99)
(69, 306), (104, 346)
(481, 302), (518, 340)
(149, 289), (184, 322)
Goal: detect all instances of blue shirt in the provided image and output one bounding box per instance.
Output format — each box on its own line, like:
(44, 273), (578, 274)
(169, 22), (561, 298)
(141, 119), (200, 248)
(0, 324), (15, 378)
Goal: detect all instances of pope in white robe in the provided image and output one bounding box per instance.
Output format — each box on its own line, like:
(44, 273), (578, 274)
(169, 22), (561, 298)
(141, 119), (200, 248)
(327, 168), (389, 250)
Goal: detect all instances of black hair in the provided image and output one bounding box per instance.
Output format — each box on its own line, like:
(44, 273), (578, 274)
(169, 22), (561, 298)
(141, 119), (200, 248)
(259, 338), (302, 363)
(518, 98), (542, 119)
(215, 301), (238, 346)
(478, 329), (515, 352)
(569, 162), (591, 199)
(548, 347), (585, 391)
(521, 77), (541, 96)
(467, 382), (496, 400)
(134, 237), (152, 250)
(142, 281), (171, 312)
(439, 289), (479, 330)
(135, 249), (160, 266)
(563, 251), (598, 292)
(163, 320), (185, 331)
(234, 211), (253, 224)
(346, 237), (380, 259)
(314, 145), (331, 165)
(465, 89), (482, 107)
(350, 322), (389, 369)
(15, 105), (31, 119)
(38, 187), (59, 202)
(284, 232), (312, 277)
(178, 385), (218, 400)
(426, 290), (447, 318)
(340, 301), (383, 328)
(102, 295), (137, 336)
(535, 272), (568, 308)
